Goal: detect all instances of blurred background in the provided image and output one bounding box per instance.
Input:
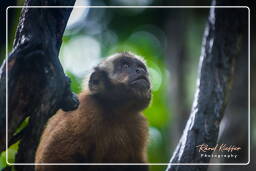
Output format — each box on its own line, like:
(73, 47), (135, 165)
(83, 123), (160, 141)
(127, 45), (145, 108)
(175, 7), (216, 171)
(0, 0), (254, 171)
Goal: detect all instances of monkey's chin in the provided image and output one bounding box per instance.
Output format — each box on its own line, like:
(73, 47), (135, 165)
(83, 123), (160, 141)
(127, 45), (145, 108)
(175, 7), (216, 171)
(129, 79), (150, 90)
(129, 84), (151, 104)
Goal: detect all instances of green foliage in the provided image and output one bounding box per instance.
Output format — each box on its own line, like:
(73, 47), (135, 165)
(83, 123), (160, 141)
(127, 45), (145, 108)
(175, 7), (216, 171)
(0, 117), (28, 170)
(66, 71), (83, 94)
(14, 117), (29, 135)
(0, 141), (19, 170)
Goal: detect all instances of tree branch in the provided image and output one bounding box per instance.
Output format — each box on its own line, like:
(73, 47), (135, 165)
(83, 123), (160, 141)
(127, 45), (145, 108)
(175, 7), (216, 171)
(0, 0), (78, 170)
(167, 1), (247, 171)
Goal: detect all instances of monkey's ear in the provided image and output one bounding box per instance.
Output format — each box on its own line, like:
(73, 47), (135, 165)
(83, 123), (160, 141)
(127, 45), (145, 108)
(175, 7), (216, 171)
(88, 71), (105, 94)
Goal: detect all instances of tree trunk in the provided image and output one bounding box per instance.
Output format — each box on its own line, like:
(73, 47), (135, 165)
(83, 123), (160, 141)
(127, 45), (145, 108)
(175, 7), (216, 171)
(167, 1), (247, 171)
(0, 0), (78, 171)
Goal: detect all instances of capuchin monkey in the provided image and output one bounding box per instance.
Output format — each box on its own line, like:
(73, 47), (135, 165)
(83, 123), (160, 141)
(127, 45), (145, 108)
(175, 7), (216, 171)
(35, 52), (151, 171)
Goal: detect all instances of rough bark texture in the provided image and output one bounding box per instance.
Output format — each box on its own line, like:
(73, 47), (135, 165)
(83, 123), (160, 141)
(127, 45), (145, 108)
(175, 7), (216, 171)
(167, 1), (247, 171)
(0, 0), (78, 170)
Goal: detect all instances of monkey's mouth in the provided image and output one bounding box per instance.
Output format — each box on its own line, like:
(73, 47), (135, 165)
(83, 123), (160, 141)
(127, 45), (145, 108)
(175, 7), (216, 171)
(129, 76), (150, 89)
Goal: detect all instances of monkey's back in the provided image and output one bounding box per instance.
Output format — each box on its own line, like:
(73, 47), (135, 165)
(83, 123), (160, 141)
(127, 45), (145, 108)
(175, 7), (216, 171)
(35, 91), (148, 170)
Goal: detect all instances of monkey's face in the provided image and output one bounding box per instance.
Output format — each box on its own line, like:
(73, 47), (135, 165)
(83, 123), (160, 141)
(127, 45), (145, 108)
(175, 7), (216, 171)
(111, 56), (150, 91)
(89, 53), (151, 111)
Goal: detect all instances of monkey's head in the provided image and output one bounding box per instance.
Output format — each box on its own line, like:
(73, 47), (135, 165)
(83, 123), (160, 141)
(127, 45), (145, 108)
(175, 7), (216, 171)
(88, 52), (151, 112)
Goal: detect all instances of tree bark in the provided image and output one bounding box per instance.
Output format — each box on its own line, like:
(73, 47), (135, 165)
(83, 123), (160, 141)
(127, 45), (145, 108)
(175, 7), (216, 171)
(167, 1), (247, 171)
(0, 0), (78, 170)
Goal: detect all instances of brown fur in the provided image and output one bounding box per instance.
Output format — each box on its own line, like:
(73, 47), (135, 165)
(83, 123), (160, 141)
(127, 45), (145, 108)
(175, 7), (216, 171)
(35, 90), (148, 171)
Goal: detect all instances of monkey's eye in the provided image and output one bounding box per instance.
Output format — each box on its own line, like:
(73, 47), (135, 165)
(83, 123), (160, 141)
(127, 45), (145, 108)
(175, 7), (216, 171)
(137, 66), (146, 73)
(121, 62), (129, 70)
(137, 64), (147, 73)
(92, 79), (99, 85)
